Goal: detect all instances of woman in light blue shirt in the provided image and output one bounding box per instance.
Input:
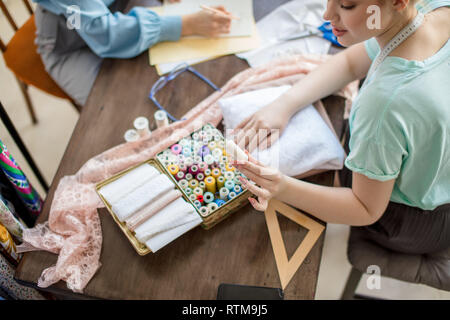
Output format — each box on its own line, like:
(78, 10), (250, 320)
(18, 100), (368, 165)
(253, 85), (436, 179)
(33, 0), (232, 105)
(231, 0), (450, 275)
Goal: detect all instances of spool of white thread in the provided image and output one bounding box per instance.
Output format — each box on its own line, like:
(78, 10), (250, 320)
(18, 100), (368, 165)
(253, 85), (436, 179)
(154, 110), (169, 128)
(133, 116), (151, 138)
(124, 129), (139, 142)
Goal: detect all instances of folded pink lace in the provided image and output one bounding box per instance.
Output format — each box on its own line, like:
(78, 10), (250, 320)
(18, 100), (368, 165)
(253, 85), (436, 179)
(16, 54), (359, 293)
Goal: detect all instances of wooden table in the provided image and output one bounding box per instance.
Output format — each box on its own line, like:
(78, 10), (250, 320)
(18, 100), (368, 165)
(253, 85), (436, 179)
(15, 0), (346, 300)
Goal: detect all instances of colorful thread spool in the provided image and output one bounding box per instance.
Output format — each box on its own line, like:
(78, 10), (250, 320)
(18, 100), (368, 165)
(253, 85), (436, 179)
(233, 176), (241, 185)
(167, 164), (179, 176)
(226, 163), (235, 172)
(189, 194), (197, 202)
(196, 172), (205, 181)
(205, 176), (216, 194)
(133, 116), (151, 138)
(219, 187), (229, 200)
(193, 200), (202, 209)
(212, 148), (223, 159)
(220, 156), (228, 164)
(189, 165), (199, 176)
(175, 171), (185, 181)
(198, 181), (206, 190)
(193, 187), (203, 196)
(189, 179), (199, 189)
(214, 199), (226, 207)
(184, 187), (193, 195)
(218, 140), (225, 149)
(225, 180), (235, 190)
(203, 192), (215, 204)
(217, 176), (225, 189)
(199, 206), (209, 217)
(179, 163), (187, 173)
(204, 168), (212, 176)
(208, 141), (217, 150)
(184, 157), (194, 168)
(171, 144), (182, 155)
(179, 179), (189, 189)
(192, 132), (200, 141)
(198, 162), (208, 172)
(197, 194), (204, 204)
(211, 168), (221, 179)
(228, 192), (237, 200)
(185, 173), (193, 181)
(154, 110), (169, 128)
(207, 203), (218, 212)
(198, 145), (210, 158)
(182, 147), (192, 157)
(194, 155), (202, 164)
(233, 185), (242, 194)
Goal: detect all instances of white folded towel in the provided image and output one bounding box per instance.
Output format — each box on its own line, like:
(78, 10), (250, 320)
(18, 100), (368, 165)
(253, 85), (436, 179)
(99, 164), (160, 205)
(218, 85), (346, 177)
(111, 174), (175, 222)
(134, 197), (200, 243)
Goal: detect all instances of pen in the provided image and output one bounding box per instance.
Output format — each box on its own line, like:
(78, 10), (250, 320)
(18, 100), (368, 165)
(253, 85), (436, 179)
(200, 5), (240, 20)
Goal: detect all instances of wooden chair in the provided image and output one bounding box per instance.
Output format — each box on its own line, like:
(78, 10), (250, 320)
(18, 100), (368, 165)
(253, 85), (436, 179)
(0, 0), (81, 124)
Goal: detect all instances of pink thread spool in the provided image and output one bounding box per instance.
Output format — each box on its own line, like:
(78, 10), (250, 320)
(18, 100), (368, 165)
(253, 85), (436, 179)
(198, 162), (208, 173)
(175, 171), (185, 181)
(171, 144), (182, 155)
(179, 163), (188, 173)
(189, 165), (199, 176)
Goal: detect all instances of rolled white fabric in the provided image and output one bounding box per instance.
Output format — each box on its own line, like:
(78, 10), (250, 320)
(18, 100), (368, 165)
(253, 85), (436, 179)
(134, 197), (199, 243)
(111, 174), (175, 222)
(225, 139), (248, 162)
(99, 164), (160, 205)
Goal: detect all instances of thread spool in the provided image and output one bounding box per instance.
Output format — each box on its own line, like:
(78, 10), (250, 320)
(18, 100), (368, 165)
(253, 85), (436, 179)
(189, 165), (198, 176)
(218, 140), (225, 149)
(193, 200), (202, 209)
(197, 194), (204, 203)
(196, 172), (205, 181)
(204, 168), (211, 177)
(199, 206), (209, 217)
(184, 187), (192, 195)
(220, 156), (228, 164)
(192, 133), (200, 141)
(179, 138), (190, 147)
(167, 164), (179, 176)
(185, 173), (193, 181)
(170, 144), (182, 155)
(234, 176), (241, 185)
(224, 171), (235, 181)
(198, 162), (208, 172)
(193, 187), (203, 196)
(217, 176), (225, 189)
(233, 185), (242, 194)
(214, 199), (226, 207)
(203, 192), (215, 204)
(204, 154), (214, 166)
(212, 148), (223, 159)
(228, 192), (237, 200)
(226, 163), (235, 171)
(184, 157), (194, 168)
(198, 145), (210, 158)
(219, 187), (229, 200)
(207, 203), (218, 212)
(179, 163), (187, 173)
(198, 181), (206, 190)
(133, 116), (151, 138)
(205, 176), (216, 194)
(182, 147), (192, 157)
(189, 179), (199, 189)
(154, 110), (169, 128)
(225, 180), (235, 190)
(189, 194), (197, 202)
(179, 179), (189, 189)
(124, 129), (139, 142)
(175, 171), (185, 181)
(211, 168), (221, 179)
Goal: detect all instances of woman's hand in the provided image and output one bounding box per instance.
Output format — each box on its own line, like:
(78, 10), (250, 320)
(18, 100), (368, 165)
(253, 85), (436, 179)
(232, 151), (287, 211)
(232, 102), (291, 153)
(182, 6), (232, 38)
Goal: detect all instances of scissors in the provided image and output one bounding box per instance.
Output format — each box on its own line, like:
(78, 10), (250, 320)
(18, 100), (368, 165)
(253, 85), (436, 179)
(278, 22), (343, 47)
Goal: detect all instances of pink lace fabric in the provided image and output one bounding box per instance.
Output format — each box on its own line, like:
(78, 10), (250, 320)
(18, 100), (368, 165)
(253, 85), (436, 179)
(16, 54), (359, 293)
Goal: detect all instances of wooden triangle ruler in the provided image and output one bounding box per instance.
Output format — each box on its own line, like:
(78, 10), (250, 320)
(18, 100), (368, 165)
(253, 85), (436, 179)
(264, 199), (325, 290)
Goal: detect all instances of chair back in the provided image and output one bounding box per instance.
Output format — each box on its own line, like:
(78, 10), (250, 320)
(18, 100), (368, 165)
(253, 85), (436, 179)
(0, 0), (33, 52)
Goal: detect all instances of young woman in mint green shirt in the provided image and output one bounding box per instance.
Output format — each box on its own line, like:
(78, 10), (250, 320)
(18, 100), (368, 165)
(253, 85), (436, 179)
(232, 0), (450, 255)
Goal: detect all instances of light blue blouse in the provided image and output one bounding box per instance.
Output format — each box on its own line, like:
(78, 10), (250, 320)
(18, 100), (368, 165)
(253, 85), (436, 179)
(33, 0), (182, 58)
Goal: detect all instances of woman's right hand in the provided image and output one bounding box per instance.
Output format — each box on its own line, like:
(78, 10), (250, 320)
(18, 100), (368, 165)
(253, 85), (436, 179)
(232, 102), (291, 153)
(181, 6), (232, 38)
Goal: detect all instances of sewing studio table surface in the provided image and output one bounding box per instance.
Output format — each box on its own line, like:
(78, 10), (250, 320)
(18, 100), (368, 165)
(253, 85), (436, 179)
(15, 0), (346, 300)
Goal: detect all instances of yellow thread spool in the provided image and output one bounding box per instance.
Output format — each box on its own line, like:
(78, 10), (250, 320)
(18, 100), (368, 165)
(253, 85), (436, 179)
(167, 164), (179, 176)
(226, 163), (235, 172)
(211, 168), (221, 179)
(217, 175), (225, 189)
(189, 179), (199, 189)
(205, 176), (216, 194)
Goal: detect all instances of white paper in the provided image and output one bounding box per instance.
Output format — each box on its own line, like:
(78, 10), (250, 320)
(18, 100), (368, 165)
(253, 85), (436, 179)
(237, 0), (331, 67)
(163, 0), (253, 37)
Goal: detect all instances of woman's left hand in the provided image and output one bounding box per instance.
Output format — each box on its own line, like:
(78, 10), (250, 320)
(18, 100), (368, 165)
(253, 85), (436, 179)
(232, 151), (287, 211)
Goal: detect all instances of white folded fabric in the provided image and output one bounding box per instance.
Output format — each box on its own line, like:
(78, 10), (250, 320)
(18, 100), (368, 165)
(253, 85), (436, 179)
(98, 164), (160, 205)
(145, 217), (202, 253)
(111, 174), (175, 222)
(134, 197), (200, 243)
(218, 85), (345, 177)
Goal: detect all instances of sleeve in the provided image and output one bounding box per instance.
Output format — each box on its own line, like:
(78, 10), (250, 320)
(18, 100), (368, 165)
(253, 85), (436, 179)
(364, 38), (380, 61)
(45, 0), (182, 58)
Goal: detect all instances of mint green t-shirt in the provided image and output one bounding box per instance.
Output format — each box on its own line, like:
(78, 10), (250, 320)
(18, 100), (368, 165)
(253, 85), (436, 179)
(345, 0), (450, 210)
